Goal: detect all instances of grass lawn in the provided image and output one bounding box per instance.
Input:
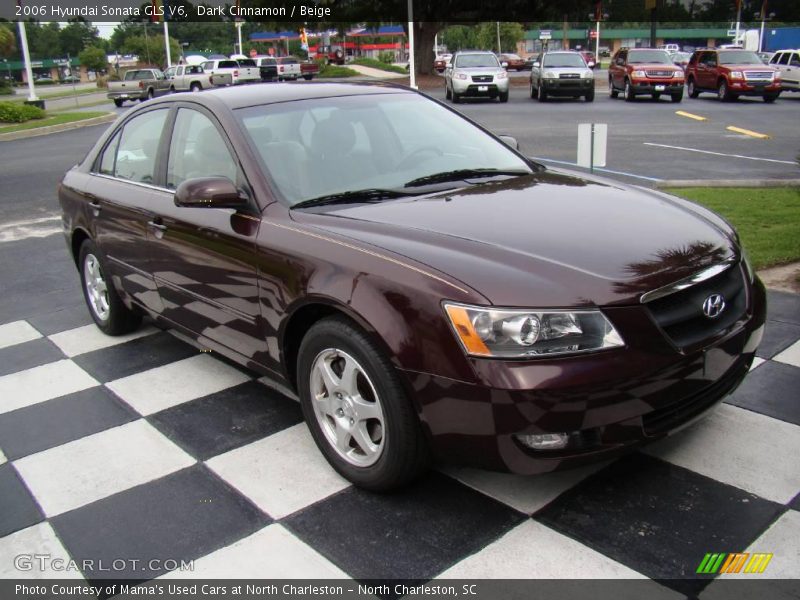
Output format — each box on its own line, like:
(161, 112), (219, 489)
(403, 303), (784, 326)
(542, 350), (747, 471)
(0, 111), (108, 134)
(6, 87), (102, 102)
(351, 58), (408, 74)
(668, 187), (800, 269)
(319, 65), (360, 78)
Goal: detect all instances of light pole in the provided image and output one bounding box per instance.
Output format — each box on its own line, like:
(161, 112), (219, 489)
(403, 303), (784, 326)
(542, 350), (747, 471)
(757, 4), (775, 53)
(588, 5), (609, 65)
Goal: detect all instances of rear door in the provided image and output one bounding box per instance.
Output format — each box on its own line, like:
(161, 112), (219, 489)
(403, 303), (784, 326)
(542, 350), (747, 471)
(147, 105), (264, 357)
(782, 52), (800, 89)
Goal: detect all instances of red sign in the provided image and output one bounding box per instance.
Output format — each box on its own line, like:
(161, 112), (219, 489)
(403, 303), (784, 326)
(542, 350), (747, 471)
(590, 31), (598, 39)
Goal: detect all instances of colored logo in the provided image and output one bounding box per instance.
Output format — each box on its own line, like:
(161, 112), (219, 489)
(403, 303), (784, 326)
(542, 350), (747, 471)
(696, 552), (773, 574)
(702, 293), (726, 319)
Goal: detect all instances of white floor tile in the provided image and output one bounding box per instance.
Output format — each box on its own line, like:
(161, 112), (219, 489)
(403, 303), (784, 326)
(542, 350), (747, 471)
(15, 420), (194, 517)
(48, 324), (159, 357)
(0, 360), (98, 415)
(0, 447), (5, 466)
(0, 320), (41, 350)
(439, 520), (656, 581)
(749, 357), (766, 371)
(106, 354), (250, 416)
(0, 522), (83, 579)
(443, 462), (608, 515)
(643, 404), (800, 503)
(718, 509), (800, 579)
(207, 423), (350, 519)
(774, 340), (800, 369)
(159, 524), (349, 579)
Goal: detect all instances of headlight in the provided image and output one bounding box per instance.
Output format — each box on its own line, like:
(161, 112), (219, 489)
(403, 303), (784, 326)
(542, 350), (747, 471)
(543, 70), (557, 79)
(673, 71), (683, 79)
(582, 69), (594, 79)
(496, 71), (508, 80)
(730, 71), (743, 79)
(742, 250), (755, 283)
(632, 70), (647, 78)
(444, 303), (624, 358)
(455, 72), (468, 80)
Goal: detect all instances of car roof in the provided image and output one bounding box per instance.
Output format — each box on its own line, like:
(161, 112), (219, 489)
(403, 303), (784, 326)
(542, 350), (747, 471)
(145, 82), (414, 110)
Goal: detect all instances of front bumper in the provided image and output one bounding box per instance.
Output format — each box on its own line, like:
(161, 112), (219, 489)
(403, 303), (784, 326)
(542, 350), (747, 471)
(404, 277), (766, 474)
(630, 80), (684, 94)
(541, 78), (594, 96)
(452, 78), (509, 95)
(729, 81), (781, 96)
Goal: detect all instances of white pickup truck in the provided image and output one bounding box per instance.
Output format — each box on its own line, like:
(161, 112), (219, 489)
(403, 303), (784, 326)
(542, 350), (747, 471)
(200, 59), (260, 85)
(164, 64), (231, 92)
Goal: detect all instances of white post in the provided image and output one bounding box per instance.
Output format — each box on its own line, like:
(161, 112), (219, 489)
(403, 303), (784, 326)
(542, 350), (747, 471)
(17, 21), (38, 102)
(407, 0), (416, 89)
(496, 21), (501, 53)
(595, 20), (600, 64)
(236, 21), (243, 55)
(734, 1), (741, 46)
(163, 21), (172, 67)
(759, 17), (766, 52)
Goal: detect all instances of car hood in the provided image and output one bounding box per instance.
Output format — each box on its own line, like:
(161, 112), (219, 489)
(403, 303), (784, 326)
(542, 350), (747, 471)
(292, 171), (738, 307)
(724, 63), (777, 70)
(630, 63), (682, 70)
(455, 66), (504, 74)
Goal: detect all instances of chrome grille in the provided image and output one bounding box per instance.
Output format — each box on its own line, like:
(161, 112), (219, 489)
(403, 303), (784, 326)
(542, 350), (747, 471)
(559, 73), (580, 79)
(646, 70), (673, 77)
(744, 71), (773, 81)
(471, 75), (493, 83)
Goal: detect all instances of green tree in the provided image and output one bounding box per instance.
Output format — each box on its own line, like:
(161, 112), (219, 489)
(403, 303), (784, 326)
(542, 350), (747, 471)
(440, 25), (479, 52)
(60, 20), (99, 56)
(28, 22), (62, 59)
(0, 25), (14, 58)
(79, 45), (108, 72)
(475, 22), (525, 53)
(122, 34), (181, 67)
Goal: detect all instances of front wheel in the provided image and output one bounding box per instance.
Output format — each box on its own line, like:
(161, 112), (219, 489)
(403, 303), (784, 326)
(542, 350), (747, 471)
(452, 89), (461, 104)
(78, 239), (141, 335)
(303, 74), (313, 81)
(718, 79), (734, 102)
(764, 93), (779, 103)
(624, 79), (635, 102)
(585, 88), (595, 102)
(445, 83), (452, 100)
(113, 98), (124, 107)
(687, 78), (699, 98)
(297, 317), (429, 491)
(537, 82), (547, 102)
(608, 77), (619, 98)
(529, 79), (535, 99)
(498, 91), (509, 103)
(671, 91), (683, 103)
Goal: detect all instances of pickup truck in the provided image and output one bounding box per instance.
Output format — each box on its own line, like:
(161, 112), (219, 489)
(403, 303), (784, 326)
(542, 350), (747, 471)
(254, 56), (278, 82)
(200, 59), (260, 85)
(107, 69), (171, 107)
(164, 64), (231, 92)
(300, 62), (319, 81)
(275, 56), (319, 81)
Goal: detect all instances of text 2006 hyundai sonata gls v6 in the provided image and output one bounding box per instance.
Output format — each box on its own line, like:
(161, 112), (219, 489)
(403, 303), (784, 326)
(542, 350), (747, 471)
(59, 83), (765, 490)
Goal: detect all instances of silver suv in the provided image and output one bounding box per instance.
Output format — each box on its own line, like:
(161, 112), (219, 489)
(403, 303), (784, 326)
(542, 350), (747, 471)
(529, 51), (594, 102)
(445, 51), (509, 103)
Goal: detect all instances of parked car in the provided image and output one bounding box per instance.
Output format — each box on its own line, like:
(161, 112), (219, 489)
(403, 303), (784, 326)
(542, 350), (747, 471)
(200, 59), (260, 85)
(60, 75), (81, 84)
(757, 51), (775, 64)
(685, 48), (781, 102)
(609, 48), (685, 102)
(434, 54), (452, 72)
(254, 56), (278, 82)
(107, 68), (171, 107)
(670, 51), (692, 69)
(276, 56), (303, 81)
(768, 49), (800, 92)
(58, 83), (766, 490)
(164, 64), (230, 92)
(659, 43), (681, 54)
(579, 51), (597, 69)
(445, 51), (509, 103)
(300, 61), (319, 81)
(529, 51), (594, 102)
(498, 53), (528, 70)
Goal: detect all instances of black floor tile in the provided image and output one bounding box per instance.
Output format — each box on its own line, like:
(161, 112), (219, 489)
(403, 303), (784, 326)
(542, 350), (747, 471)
(51, 464), (270, 582)
(27, 305), (94, 336)
(725, 361), (800, 426)
(789, 492), (800, 512)
(283, 471), (525, 581)
(72, 331), (197, 383)
(766, 291), (800, 326)
(0, 463), (44, 537)
(149, 381), (302, 461)
(756, 320), (800, 360)
(0, 337), (65, 377)
(534, 453), (785, 595)
(0, 387), (138, 460)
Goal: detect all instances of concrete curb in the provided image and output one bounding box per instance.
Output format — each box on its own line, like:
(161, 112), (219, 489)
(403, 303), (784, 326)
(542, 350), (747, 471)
(658, 179), (800, 189)
(0, 113), (117, 142)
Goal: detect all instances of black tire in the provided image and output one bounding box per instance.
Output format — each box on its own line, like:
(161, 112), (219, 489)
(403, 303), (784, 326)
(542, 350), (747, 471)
(764, 93), (779, 103)
(537, 82), (547, 102)
(78, 239), (141, 336)
(190, 82), (201, 92)
(671, 91), (683, 103)
(297, 317), (429, 491)
(624, 79), (635, 102)
(687, 78), (699, 98)
(498, 91), (509, 103)
(652, 92), (661, 100)
(169, 85), (175, 93)
(452, 89), (461, 104)
(608, 77), (619, 98)
(717, 79), (734, 102)
(445, 83), (452, 100)
(113, 98), (124, 107)
(529, 79), (535, 99)
(303, 74), (313, 81)
(585, 88), (595, 102)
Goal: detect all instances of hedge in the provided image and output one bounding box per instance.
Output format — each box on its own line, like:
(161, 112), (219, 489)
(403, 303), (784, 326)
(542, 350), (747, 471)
(0, 101), (46, 123)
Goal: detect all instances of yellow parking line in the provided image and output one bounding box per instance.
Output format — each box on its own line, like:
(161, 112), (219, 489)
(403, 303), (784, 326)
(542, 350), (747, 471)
(726, 126), (771, 139)
(675, 110), (707, 121)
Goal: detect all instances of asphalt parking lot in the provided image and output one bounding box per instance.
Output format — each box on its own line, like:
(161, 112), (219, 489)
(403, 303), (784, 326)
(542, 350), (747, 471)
(1, 84), (799, 592)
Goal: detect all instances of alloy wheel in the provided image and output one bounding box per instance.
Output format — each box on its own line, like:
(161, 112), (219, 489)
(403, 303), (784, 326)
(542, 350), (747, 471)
(83, 253), (110, 321)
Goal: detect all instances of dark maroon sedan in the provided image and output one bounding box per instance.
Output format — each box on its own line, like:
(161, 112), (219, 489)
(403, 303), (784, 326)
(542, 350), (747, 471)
(59, 83), (765, 490)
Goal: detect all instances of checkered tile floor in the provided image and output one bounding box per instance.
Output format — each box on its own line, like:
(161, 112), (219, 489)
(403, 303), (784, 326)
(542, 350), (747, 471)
(1, 292), (799, 595)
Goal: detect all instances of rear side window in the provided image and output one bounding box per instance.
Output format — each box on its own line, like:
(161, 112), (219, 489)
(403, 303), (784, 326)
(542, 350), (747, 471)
(113, 109), (168, 184)
(238, 59), (256, 67)
(778, 53), (790, 65)
(98, 130), (121, 176)
(219, 60), (238, 69)
(166, 109), (238, 189)
(792, 53), (800, 66)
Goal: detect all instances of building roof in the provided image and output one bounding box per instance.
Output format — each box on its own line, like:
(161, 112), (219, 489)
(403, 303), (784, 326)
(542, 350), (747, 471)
(525, 27), (732, 41)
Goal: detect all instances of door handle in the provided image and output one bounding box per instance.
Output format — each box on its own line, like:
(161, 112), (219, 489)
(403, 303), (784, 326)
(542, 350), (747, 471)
(89, 201), (101, 216)
(147, 219), (167, 231)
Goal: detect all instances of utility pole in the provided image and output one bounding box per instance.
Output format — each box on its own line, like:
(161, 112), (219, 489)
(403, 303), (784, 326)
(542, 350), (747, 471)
(407, 0), (416, 89)
(496, 21), (501, 53)
(17, 21), (38, 103)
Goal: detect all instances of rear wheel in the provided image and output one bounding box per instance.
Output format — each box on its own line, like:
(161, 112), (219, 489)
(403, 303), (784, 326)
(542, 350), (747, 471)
(303, 74), (313, 81)
(189, 82), (201, 92)
(169, 85), (175, 93)
(687, 78), (699, 98)
(78, 239), (141, 336)
(297, 317), (429, 491)
(113, 98), (124, 107)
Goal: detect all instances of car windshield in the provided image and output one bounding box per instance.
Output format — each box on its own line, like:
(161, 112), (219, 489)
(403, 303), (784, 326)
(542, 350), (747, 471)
(455, 54), (499, 68)
(218, 60), (238, 69)
(719, 50), (762, 65)
(543, 54), (586, 68)
(237, 93), (533, 207)
(628, 50), (672, 64)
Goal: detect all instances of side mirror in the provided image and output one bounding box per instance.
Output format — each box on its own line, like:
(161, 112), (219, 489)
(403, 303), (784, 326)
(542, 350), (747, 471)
(533, 61), (540, 68)
(501, 61), (509, 68)
(174, 177), (248, 209)
(497, 135), (519, 150)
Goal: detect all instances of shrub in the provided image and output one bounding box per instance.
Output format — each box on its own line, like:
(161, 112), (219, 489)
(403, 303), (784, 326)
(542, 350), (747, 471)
(0, 101), (46, 123)
(0, 84), (13, 96)
(95, 75), (108, 89)
(378, 51), (395, 64)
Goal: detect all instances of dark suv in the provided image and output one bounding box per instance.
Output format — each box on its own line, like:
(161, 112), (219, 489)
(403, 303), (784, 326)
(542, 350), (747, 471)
(608, 48), (684, 102)
(685, 48), (781, 102)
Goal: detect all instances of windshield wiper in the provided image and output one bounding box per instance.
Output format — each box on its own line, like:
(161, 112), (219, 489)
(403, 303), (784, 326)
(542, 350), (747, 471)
(404, 168), (530, 188)
(291, 188), (412, 209)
